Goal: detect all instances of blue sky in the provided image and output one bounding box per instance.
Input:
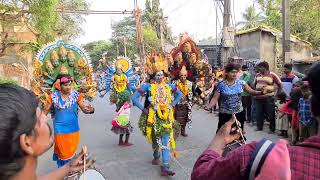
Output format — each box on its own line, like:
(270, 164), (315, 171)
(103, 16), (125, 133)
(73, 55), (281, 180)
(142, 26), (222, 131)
(77, 0), (255, 44)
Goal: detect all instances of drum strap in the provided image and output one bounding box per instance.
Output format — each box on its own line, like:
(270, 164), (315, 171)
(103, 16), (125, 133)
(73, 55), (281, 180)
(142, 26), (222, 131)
(245, 139), (275, 180)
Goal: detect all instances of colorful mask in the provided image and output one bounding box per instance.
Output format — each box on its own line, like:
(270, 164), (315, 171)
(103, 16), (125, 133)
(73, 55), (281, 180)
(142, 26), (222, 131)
(67, 51), (76, 67)
(155, 71), (164, 82)
(190, 53), (197, 64)
(175, 52), (183, 65)
(59, 46), (68, 63)
(45, 60), (54, 75)
(50, 50), (60, 67)
(183, 42), (192, 53)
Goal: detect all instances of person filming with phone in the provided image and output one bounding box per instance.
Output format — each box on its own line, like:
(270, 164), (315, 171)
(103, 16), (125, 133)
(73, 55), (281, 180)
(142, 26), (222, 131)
(192, 63), (320, 180)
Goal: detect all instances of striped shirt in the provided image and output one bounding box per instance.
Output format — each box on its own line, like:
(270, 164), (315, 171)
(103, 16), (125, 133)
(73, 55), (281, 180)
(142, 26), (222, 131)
(254, 71), (282, 97)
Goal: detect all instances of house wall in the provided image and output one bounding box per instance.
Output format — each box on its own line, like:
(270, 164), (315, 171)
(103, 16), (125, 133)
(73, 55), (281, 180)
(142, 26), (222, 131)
(236, 30), (312, 74)
(291, 41), (312, 61)
(235, 31), (261, 60)
(198, 45), (219, 66)
(260, 31), (278, 73)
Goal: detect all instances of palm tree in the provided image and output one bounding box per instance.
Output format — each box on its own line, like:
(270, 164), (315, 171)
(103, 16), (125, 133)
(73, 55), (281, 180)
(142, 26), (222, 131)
(237, 5), (263, 30)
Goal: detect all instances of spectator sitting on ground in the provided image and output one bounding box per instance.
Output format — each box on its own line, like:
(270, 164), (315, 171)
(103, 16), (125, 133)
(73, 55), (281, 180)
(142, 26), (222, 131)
(0, 83), (95, 180)
(191, 62), (320, 180)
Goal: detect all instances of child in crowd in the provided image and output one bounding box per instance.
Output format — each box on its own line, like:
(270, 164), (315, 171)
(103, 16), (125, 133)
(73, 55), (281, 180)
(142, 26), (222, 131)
(298, 83), (317, 142)
(288, 81), (304, 144)
(276, 92), (290, 138)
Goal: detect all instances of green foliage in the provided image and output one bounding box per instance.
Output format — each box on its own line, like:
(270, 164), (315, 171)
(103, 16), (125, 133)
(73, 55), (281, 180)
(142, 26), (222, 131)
(55, 0), (89, 40)
(143, 25), (161, 53)
(116, 90), (132, 107)
(29, 0), (59, 44)
(145, 0), (173, 44)
(237, 5), (263, 29)
(138, 113), (181, 138)
(257, 0), (320, 47)
(0, 0), (89, 48)
(290, 0), (320, 47)
(0, 78), (18, 85)
(107, 15), (162, 61)
(257, 0), (282, 29)
(83, 40), (113, 69)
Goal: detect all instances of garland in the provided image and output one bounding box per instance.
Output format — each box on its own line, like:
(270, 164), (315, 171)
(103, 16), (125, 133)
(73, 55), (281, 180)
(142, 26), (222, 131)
(113, 73), (127, 93)
(144, 82), (177, 151)
(176, 80), (189, 97)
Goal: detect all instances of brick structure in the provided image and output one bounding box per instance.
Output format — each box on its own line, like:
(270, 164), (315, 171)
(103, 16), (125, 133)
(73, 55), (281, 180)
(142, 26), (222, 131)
(0, 15), (38, 88)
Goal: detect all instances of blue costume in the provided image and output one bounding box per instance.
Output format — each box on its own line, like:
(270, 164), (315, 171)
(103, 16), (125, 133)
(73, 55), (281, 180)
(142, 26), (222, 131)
(132, 81), (182, 175)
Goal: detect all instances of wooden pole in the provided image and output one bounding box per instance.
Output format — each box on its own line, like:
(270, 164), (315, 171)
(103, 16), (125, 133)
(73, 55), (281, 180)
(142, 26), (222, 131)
(282, 0), (291, 64)
(222, 0), (232, 65)
(134, 6), (145, 64)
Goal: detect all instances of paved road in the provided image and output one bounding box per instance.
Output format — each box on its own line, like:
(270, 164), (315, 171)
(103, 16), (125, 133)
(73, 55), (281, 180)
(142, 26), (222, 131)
(37, 96), (279, 180)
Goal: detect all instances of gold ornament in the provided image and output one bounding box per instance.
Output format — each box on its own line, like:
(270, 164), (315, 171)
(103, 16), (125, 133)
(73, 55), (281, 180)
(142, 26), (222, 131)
(32, 59), (42, 70)
(179, 66), (188, 76)
(146, 52), (168, 75)
(115, 58), (130, 72)
(77, 58), (87, 68)
(59, 46), (67, 56)
(60, 65), (69, 74)
(45, 60), (54, 71)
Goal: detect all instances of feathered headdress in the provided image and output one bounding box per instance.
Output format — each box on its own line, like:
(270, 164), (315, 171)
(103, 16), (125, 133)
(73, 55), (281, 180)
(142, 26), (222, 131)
(145, 51), (169, 75)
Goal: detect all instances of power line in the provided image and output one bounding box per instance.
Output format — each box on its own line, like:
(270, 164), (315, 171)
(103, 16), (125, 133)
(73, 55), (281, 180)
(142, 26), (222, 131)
(56, 9), (134, 15)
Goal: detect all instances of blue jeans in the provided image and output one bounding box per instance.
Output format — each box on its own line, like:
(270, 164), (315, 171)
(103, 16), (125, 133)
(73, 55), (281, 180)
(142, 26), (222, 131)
(152, 132), (170, 167)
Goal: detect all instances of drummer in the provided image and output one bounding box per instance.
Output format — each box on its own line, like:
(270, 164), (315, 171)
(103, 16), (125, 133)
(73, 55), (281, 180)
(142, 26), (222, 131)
(0, 83), (95, 179)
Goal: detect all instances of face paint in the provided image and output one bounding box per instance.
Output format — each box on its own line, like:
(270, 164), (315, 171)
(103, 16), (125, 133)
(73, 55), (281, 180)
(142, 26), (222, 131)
(155, 71), (164, 82)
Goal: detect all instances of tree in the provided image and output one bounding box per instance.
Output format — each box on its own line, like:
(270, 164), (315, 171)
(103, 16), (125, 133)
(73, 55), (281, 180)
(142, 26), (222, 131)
(83, 40), (113, 69)
(145, 0), (173, 44)
(237, 5), (263, 29)
(257, 0), (282, 29)
(257, 0), (320, 47)
(110, 15), (162, 61)
(0, 0), (89, 50)
(290, 0), (320, 47)
(55, 0), (89, 40)
(143, 24), (161, 53)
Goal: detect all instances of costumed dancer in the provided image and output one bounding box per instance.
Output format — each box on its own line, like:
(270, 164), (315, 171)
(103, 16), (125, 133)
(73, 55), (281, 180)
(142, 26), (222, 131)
(169, 33), (212, 107)
(174, 66), (194, 137)
(101, 57), (137, 146)
(132, 52), (182, 176)
(31, 40), (96, 167)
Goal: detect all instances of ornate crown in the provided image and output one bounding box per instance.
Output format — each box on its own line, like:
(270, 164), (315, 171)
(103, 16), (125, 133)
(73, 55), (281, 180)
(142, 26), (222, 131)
(145, 51), (169, 75)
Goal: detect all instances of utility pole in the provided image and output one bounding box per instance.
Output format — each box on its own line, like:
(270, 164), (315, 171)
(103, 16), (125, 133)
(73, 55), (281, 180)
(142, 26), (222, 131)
(134, 0), (145, 64)
(159, 18), (165, 52)
(123, 36), (127, 57)
(221, 0), (234, 66)
(282, 0), (290, 65)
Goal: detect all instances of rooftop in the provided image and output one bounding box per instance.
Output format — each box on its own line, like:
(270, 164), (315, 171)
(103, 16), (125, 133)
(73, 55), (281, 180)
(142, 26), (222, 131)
(236, 25), (312, 46)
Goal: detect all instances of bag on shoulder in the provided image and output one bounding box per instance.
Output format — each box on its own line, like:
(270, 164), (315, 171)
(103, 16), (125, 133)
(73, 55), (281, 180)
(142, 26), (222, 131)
(245, 139), (291, 180)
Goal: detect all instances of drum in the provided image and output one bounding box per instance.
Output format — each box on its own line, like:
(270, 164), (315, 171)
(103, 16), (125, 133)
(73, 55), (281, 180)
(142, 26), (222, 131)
(66, 168), (106, 180)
